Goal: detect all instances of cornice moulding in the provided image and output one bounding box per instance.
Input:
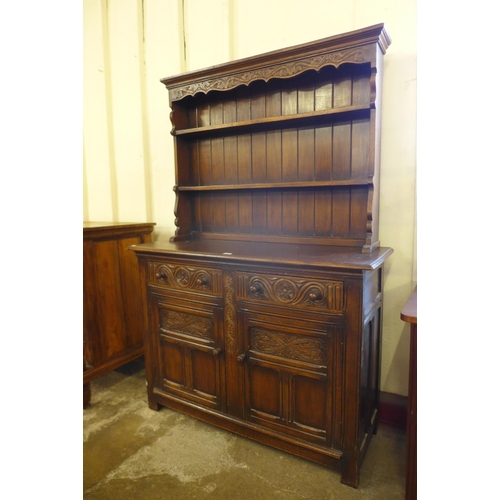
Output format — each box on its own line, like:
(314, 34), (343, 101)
(162, 24), (391, 102)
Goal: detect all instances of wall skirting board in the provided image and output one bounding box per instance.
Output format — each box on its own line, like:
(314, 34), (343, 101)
(379, 392), (408, 429)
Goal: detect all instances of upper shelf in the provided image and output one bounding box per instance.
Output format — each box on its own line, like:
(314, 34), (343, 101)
(172, 104), (371, 137)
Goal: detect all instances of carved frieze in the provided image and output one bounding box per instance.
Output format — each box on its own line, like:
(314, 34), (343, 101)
(250, 327), (327, 365)
(169, 47), (370, 101)
(238, 273), (343, 313)
(159, 309), (213, 340)
(151, 262), (222, 295)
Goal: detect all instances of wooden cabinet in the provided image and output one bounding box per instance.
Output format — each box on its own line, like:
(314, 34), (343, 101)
(401, 287), (417, 500)
(83, 222), (155, 406)
(131, 24), (392, 488)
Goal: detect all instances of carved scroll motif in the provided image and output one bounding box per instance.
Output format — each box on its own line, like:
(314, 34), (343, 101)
(247, 276), (329, 309)
(153, 263), (218, 294)
(250, 327), (327, 365)
(223, 271), (237, 353)
(240, 273), (344, 312)
(160, 310), (213, 340)
(170, 48), (370, 101)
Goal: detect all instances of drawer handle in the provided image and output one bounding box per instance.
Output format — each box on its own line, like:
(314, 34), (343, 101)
(249, 282), (264, 296)
(196, 275), (209, 287)
(212, 348), (222, 357)
(308, 289), (324, 302)
(155, 270), (168, 281)
(237, 353), (246, 363)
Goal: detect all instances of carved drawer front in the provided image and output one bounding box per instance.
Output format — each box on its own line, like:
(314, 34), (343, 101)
(237, 272), (343, 313)
(149, 261), (223, 296)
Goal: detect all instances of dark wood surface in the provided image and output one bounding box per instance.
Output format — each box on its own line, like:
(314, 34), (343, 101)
(83, 222), (155, 406)
(131, 24), (392, 489)
(401, 287), (417, 500)
(131, 240), (393, 270)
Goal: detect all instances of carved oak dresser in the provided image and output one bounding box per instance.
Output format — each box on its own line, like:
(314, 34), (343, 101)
(130, 24), (393, 488)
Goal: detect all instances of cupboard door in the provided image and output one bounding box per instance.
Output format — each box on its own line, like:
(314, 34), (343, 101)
(154, 296), (224, 411)
(240, 312), (339, 447)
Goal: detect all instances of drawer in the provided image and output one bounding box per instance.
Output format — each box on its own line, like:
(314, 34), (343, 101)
(236, 272), (343, 314)
(148, 261), (223, 296)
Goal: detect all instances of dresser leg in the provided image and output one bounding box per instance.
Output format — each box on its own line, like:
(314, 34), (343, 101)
(340, 454), (359, 488)
(148, 400), (160, 411)
(83, 381), (91, 408)
(83, 356), (91, 408)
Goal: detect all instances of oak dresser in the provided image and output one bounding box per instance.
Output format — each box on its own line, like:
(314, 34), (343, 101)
(130, 24), (393, 488)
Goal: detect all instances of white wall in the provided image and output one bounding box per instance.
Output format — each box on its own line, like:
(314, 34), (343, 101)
(83, 0), (417, 396)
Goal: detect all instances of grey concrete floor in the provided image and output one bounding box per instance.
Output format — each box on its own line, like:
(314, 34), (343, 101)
(84, 358), (406, 499)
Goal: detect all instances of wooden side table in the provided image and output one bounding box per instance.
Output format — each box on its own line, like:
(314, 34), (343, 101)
(401, 286), (417, 500)
(83, 221), (155, 407)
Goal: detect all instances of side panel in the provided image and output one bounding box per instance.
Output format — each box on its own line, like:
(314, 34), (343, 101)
(84, 231), (150, 369)
(359, 268), (383, 451)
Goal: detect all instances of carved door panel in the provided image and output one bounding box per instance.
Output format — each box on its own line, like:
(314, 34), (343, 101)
(154, 296), (224, 411)
(240, 311), (338, 447)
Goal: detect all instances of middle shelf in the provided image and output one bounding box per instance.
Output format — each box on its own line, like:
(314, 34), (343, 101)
(175, 178), (374, 192)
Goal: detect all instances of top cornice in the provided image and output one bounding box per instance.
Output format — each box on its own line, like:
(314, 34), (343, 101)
(162, 24), (391, 102)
